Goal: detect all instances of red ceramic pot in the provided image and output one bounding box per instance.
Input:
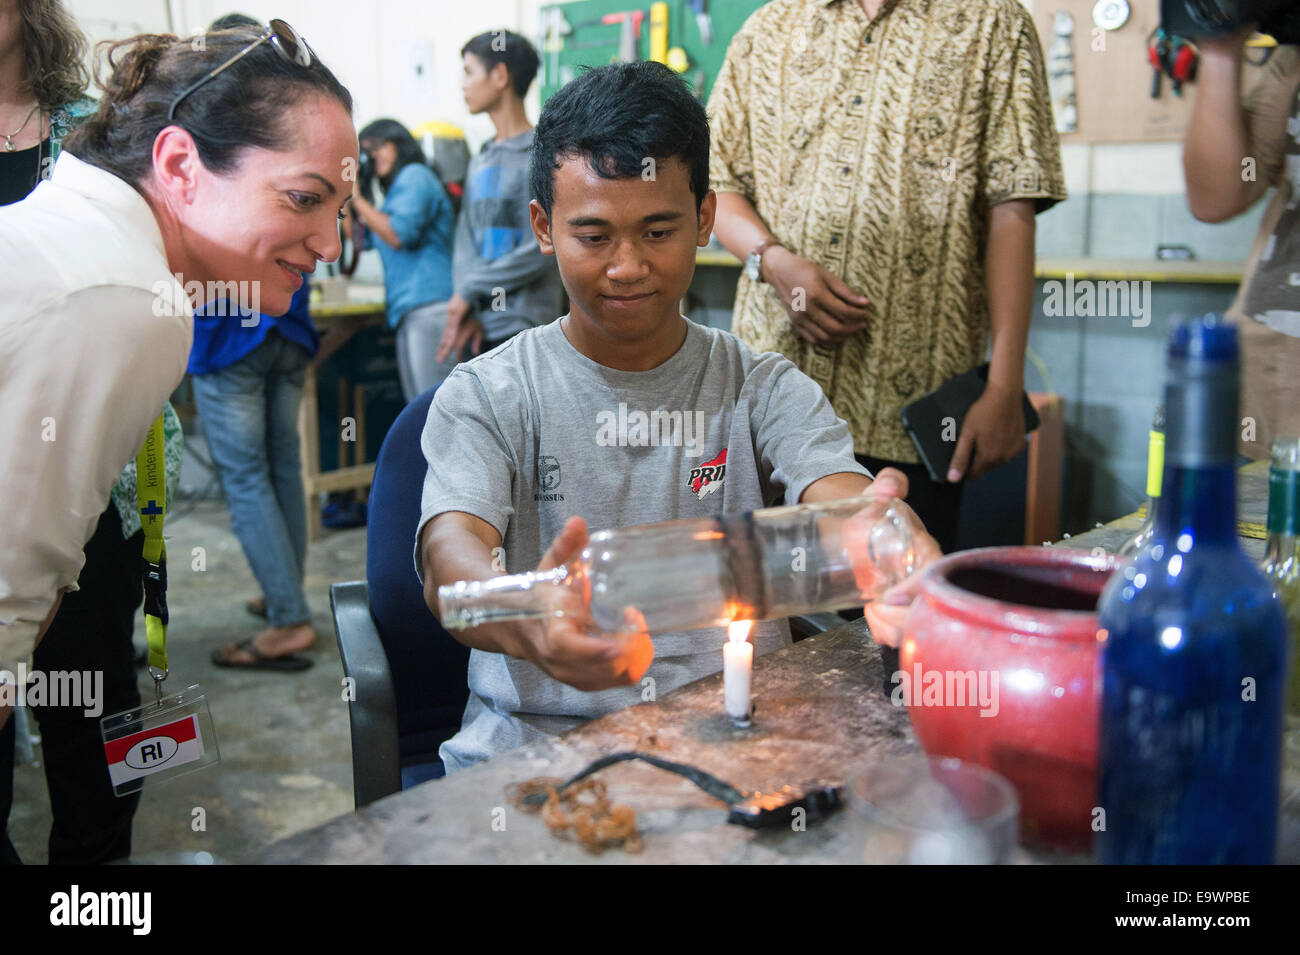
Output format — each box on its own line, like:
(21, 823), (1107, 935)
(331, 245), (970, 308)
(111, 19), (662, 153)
(898, 546), (1116, 852)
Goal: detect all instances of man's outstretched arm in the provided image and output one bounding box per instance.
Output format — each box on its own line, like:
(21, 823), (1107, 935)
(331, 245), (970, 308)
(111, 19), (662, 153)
(1184, 32), (1267, 223)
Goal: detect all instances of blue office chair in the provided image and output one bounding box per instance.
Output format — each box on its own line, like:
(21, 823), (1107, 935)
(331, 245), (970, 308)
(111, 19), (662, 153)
(332, 386), (846, 808)
(332, 385), (469, 808)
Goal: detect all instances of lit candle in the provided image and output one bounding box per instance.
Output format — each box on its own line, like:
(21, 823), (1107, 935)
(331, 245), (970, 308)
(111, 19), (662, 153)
(724, 619), (754, 727)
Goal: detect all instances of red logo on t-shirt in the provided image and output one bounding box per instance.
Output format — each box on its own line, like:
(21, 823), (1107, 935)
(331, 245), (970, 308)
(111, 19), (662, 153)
(688, 448), (727, 499)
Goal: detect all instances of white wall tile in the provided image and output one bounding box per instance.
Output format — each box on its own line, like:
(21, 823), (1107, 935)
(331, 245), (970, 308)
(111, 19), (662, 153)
(1060, 143), (1092, 195)
(1090, 142), (1187, 195)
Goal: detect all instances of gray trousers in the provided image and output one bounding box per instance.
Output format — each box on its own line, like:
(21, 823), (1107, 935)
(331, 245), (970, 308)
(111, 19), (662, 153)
(396, 300), (460, 403)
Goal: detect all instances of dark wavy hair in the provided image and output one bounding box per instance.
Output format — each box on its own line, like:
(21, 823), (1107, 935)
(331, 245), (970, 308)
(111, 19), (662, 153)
(530, 62), (709, 219)
(19, 0), (91, 110)
(63, 27), (353, 189)
(208, 13), (261, 31)
(461, 29), (539, 98)
(358, 118), (427, 192)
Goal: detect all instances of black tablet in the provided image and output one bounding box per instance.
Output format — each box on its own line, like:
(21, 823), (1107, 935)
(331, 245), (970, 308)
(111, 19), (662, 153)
(898, 363), (1041, 483)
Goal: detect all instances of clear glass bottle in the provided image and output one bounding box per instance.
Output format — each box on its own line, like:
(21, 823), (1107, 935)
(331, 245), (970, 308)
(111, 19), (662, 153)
(1117, 404), (1165, 558)
(1096, 315), (1287, 864)
(438, 494), (921, 634)
(1261, 437), (1300, 740)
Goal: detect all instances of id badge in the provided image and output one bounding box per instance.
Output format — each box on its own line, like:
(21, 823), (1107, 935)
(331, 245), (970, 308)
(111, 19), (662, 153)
(100, 684), (220, 797)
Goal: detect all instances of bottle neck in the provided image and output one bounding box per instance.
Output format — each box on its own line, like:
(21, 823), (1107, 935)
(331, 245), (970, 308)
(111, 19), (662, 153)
(1267, 465), (1300, 537)
(437, 565), (571, 630)
(1156, 350), (1238, 546)
(1265, 464), (1300, 566)
(1156, 464), (1238, 546)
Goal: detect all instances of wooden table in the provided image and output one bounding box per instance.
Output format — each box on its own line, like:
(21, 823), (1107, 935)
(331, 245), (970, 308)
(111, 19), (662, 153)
(262, 621), (927, 864)
(299, 285), (386, 540)
(261, 460), (1298, 863)
(1054, 458), (1273, 561)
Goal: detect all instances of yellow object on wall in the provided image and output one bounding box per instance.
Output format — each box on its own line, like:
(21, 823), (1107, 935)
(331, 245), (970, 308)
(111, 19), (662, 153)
(650, 2), (669, 64)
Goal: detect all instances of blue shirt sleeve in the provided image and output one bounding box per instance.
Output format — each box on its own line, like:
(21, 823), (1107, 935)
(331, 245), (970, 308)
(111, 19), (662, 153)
(383, 165), (439, 249)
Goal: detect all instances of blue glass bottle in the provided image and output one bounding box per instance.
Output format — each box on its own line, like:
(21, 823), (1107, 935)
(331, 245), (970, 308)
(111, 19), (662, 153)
(1096, 315), (1288, 864)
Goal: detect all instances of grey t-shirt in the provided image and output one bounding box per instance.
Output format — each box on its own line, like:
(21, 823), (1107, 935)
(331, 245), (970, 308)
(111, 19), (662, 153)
(416, 317), (870, 772)
(452, 129), (565, 342)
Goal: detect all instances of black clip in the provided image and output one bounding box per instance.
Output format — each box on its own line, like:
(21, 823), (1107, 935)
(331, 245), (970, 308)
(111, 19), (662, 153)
(726, 781), (846, 829)
(141, 558), (169, 625)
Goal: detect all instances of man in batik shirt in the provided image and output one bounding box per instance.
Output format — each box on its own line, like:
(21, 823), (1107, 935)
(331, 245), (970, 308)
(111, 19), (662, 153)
(709, 0), (1066, 553)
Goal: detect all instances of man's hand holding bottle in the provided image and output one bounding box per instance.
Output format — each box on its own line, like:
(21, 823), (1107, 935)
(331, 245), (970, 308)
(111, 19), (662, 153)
(425, 511), (653, 691)
(847, 468), (945, 648)
(518, 516), (655, 691)
(429, 467), (943, 691)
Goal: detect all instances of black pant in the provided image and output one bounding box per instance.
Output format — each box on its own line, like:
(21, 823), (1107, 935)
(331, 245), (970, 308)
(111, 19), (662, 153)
(854, 455), (965, 554)
(0, 505), (144, 864)
(848, 455), (966, 695)
(0, 717), (18, 864)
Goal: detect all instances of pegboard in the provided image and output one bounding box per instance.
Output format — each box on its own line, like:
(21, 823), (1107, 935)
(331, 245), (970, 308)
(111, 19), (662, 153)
(538, 0), (768, 105)
(1035, 0), (1195, 144)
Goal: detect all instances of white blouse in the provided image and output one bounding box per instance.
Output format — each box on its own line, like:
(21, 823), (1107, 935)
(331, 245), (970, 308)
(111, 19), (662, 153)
(0, 152), (192, 673)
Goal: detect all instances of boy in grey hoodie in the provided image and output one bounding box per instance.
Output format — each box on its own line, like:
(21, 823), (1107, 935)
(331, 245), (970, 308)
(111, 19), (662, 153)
(437, 30), (564, 361)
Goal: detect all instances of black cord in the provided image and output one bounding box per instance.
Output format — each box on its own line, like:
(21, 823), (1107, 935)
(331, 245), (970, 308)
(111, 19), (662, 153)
(521, 751), (847, 830)
(522, 751), (747, 807)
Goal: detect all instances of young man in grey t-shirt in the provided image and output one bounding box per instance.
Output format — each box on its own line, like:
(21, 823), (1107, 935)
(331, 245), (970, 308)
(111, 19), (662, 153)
(436, 30), (564, 362)
(417, 62), (940, 773)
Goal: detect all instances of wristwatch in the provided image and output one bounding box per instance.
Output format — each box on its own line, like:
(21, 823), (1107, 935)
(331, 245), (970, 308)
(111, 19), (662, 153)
(745, 239), (782, 283)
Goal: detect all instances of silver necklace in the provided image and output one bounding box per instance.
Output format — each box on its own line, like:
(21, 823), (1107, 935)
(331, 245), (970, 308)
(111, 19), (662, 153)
(5, 103), (40, 151)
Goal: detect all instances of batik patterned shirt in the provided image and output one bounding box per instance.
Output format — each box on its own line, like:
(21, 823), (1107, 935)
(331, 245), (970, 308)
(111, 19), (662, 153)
(709, 0), (1066, 461)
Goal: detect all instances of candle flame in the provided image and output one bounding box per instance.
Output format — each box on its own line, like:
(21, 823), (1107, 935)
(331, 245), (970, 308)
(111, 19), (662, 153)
(728, 619), (753, 643)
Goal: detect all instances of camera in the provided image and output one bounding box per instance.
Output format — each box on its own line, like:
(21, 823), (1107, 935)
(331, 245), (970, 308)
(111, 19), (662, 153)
(1162, 0), (1300, 44)
(355, 150), (376, 204)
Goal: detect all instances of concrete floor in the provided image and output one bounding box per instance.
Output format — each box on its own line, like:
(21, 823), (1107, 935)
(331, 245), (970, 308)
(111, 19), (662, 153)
(9, 494), (366, 864)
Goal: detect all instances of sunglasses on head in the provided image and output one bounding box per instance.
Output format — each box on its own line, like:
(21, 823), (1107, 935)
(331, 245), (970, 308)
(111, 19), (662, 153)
(167, 19), (314, 123)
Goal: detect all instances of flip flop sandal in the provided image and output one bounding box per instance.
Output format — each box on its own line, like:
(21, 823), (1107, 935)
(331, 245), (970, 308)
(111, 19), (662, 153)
(211, 638), (312, 672)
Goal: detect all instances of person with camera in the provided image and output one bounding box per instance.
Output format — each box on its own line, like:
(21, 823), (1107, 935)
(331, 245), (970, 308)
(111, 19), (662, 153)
(1183, 16), (1300, 457)
(349, 119), (455, 403)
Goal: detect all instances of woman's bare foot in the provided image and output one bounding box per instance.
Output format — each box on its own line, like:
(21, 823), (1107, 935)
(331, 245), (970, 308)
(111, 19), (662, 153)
(246, 596), (268, 618)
